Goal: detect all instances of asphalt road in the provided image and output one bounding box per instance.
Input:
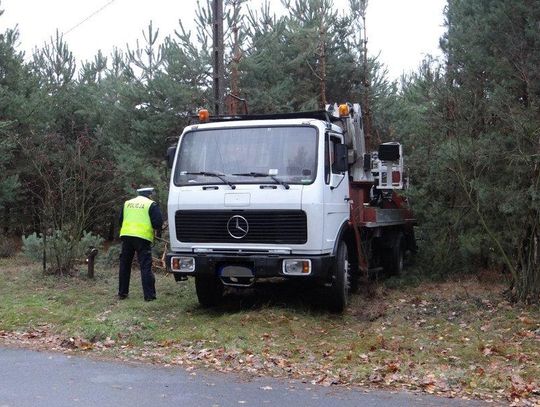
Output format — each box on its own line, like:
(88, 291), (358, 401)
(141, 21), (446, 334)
(0, 347), (487, 407)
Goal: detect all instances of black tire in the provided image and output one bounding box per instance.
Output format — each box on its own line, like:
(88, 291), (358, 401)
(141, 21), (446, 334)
(328, 240), (350, 313)
(195, 273), (224, 307)
(385, 234), (404, 277)
(349, 253), (361, 294)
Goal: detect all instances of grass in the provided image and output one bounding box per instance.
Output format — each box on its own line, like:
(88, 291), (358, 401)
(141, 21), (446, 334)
(0, 255), (539, 403)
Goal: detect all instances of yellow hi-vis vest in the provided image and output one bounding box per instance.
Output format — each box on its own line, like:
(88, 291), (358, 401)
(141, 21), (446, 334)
(119, 196), (154, 242)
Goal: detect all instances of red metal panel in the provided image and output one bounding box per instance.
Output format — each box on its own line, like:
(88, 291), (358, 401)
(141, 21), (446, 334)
(349, 181), (371, 227)
(348, 181), (373, 272)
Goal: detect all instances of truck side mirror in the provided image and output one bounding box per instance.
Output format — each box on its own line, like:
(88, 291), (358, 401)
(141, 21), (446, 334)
(333, 144), (348, 173)
(166, 145), (177, 169)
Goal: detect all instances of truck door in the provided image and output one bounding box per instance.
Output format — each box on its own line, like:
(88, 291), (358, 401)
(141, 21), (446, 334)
(323, 132), (350, 252)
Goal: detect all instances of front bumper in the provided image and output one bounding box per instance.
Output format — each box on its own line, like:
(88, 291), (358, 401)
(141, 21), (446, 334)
(166, 252), (334, 285)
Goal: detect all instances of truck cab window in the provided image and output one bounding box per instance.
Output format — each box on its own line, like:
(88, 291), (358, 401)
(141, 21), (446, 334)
(325, 133), (344, 184)
(175, 126), (318, 186)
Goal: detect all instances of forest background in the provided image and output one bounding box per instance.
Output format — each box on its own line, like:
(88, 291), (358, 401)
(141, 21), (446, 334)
(0, 0), (538, 302)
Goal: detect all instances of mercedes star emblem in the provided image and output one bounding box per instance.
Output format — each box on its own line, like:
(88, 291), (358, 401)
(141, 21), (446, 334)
(227, 215), (249, 239)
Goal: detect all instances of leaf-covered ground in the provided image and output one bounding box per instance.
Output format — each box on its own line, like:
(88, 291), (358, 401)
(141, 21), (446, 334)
(0, 256), (539, 405)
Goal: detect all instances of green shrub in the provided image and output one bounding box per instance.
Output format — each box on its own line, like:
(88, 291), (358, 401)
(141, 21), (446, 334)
(21, 232), (43, 262)
(22, 231), (104, 274)
(80, 231), (105, 256)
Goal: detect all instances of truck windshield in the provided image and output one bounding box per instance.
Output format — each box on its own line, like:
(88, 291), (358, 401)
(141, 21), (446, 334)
(174, 126), (317, 186)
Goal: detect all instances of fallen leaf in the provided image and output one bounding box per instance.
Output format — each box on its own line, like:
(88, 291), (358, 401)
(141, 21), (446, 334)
(519, 316), (536, 325)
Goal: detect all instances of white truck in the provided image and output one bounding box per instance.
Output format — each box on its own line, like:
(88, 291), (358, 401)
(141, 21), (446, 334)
(166, 103), (416, 312)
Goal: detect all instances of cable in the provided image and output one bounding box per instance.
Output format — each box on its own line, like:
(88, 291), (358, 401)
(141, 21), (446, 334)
(64, 0), (117, 35)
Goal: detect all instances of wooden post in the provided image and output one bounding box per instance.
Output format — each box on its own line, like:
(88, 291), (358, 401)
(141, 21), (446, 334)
(86, 247), (98, 279)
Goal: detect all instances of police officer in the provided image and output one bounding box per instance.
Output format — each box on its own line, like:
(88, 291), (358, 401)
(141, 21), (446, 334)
(118, 187), (163, 301)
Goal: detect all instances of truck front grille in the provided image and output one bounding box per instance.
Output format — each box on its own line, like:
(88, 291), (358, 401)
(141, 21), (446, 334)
(175, 210), (307, 244)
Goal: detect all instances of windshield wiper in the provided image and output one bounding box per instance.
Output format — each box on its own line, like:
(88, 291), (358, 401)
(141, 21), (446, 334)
(232, 172), (290, 189)
(183, 171), (236, 189)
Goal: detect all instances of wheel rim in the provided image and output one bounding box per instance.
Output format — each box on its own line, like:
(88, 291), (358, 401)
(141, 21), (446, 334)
(343, 244), (350, 296)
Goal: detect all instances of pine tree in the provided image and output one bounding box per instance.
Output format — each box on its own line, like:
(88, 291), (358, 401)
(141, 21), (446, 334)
(0, 26), (24, 231)
(440, 0), (540, 302)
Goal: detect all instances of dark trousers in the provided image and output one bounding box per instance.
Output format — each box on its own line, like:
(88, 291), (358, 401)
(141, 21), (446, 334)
(118, 236), (156, 300)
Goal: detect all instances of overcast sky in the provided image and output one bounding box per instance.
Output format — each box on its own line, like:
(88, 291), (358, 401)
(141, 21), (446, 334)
(0, 0), (447, 79)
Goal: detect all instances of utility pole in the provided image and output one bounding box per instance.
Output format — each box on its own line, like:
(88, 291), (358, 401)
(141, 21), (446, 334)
(213, 0), (224, 115)
(359, 0), (374, 151)
(230, 1), (241, 115)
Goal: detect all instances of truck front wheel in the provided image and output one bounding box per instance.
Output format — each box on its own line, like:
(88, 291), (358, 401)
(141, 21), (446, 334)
(195, 273), (224, 307)
(328, 240), (350, 313)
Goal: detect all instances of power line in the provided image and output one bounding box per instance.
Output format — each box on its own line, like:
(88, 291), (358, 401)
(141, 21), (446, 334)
(64, 0), (117, 35)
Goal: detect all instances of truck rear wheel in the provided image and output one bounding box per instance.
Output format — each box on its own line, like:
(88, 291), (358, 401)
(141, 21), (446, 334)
(195, 273), (224, 307)
(384, 234), (404, 277)
(328, 240), (350, 313)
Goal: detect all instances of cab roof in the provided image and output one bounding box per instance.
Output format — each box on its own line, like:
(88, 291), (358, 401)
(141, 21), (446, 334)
(204, 110), (334, 122)
(185, 114), (343, 133)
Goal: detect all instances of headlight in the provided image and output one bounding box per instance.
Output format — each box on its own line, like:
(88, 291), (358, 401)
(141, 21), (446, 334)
(282, 259), (311, 275)
(171, 256), (195, 273)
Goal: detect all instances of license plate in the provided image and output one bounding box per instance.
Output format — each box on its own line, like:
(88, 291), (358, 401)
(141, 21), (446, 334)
(219, 265), (254, 278)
